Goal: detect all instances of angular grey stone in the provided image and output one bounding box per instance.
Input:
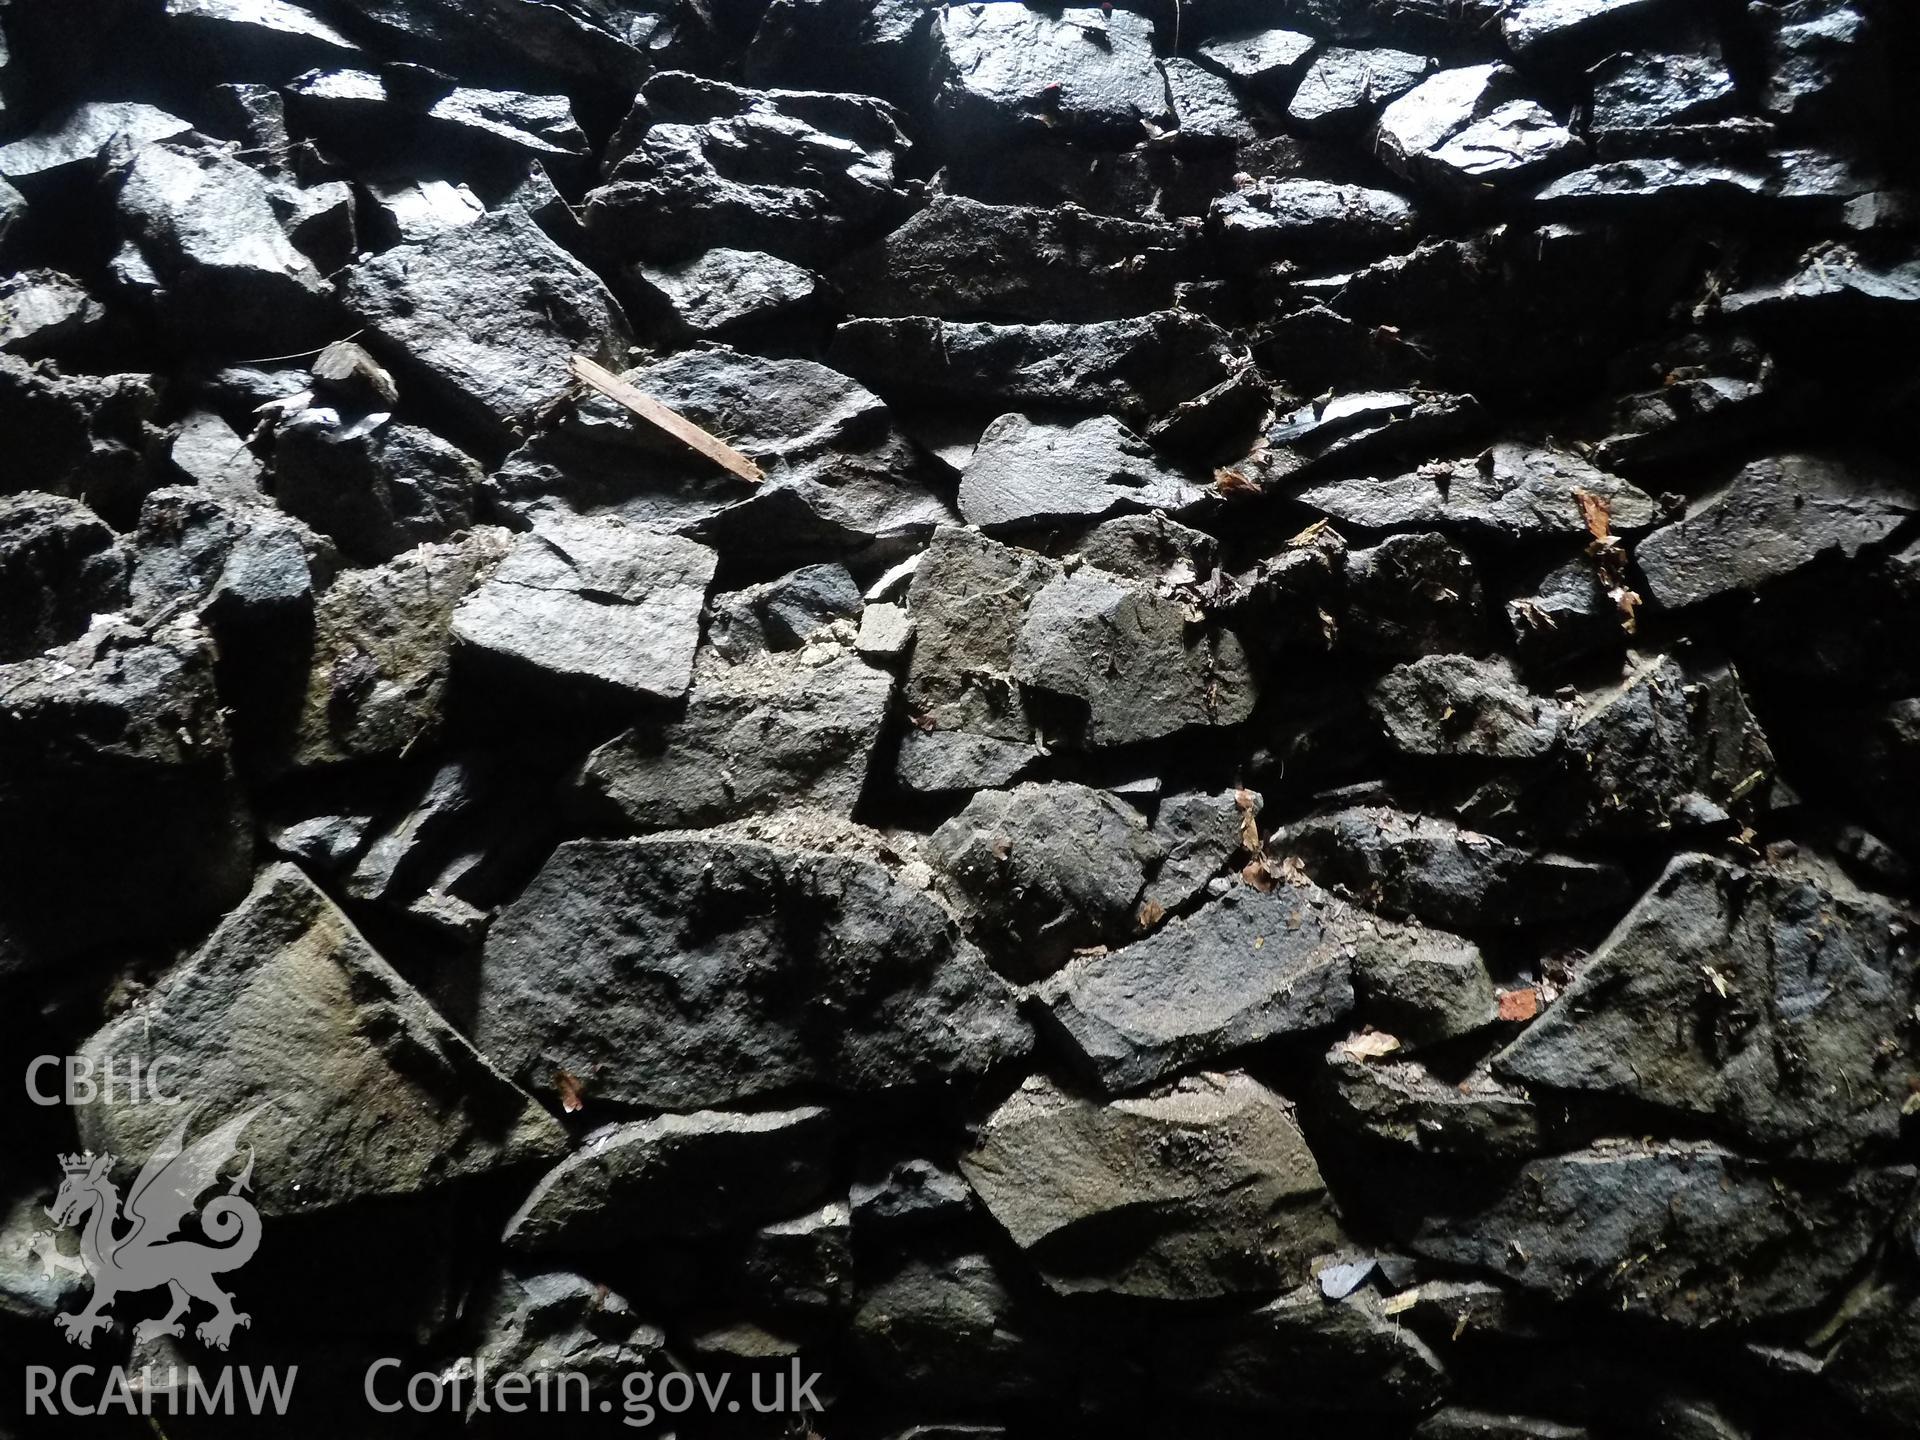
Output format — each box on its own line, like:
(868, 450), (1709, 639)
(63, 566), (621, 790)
(1145, 788), (1253, 911)
(1374, 64), (1579, 194)
(960, 1072), (1345, 1300)
(287, 528), (510, 768)
(926, 781), (1164, 980)
(1372, 654), (1563, 760)
(1273, 806), (1631, 930)
(1753, 0), (1872, 123)
(587, 71), (907, 265)
(836, 194), (1188, 323)
(1323, 1051), (1546, 1157)
(505, 1106), (836, 1251)
(361, 175), (484, 244)
(473, 837), (1032, 1111)
(1399, 1140), (1913, 1327)
(451, 514), (715, 702)
(272, 415), (483, 563)
(1195, 29), (1317, 97)
(1161, 57), (1258, 150)
(1288, 46), (1434, 134)
(0, 101), (191, 191)
(1351, 918), (1499, 1045)
(0, 617), (252, 974)
(1013, 568), (1257, 748)
(322, 0), (653, 88)
(1163, 1285), (1448, 1416)
(1499, 0), (1667, 63)
(1495, 852), (1916, 1161)
(114, 135), (334, 345)
(958, 413), (1202, 533)
(851, 1156), (973, 1233)
(285, 68), (587, 159)
(712, 562), (863, 658)
(342, 208), (631, 447)
(0, 269), (108, 358)
(1556, 653), (1776, 835)
(0, 1182), (89, 1324)
(830, 311), (1245, 426)
(1299, 442), (1657, 543)
(850, 1251), (1046, 1404)
(1588, 45), (1737, 136)
(630, 247), (818, 337)
(575, 647), (891, 832)
(1068, 511), (1219, 587)
(168, 408), (266, 501)
(1035, 881), (1358, 1092)
(1342, 532), (1486, 658)
(1505, 555), (1619, 668)
(1417, 1409), (1589, 1440)
(1636, 453), (1918, 611)
(1721, 243), (1920, 319)
(0, 491), (128, 662)
(1211, 180), (1416, 267)
(128, 485), (326, 629)
(1252, 389), (1483, 485)
(77, 864), (567, 1215)
(467, 1270), (667, 1403)
(856, 601), (913, 661)
(932, 5), (1166, 143)
(162, 0), (361, 75)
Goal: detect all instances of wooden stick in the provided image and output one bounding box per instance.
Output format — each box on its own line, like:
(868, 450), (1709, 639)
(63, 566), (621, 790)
(568, 354), (764, 484)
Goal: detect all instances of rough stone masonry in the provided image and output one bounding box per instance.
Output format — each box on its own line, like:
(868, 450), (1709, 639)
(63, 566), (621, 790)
(1, 0), (1919, 1436)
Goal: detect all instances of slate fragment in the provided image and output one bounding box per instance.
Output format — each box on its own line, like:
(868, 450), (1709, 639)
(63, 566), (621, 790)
(587, 71), (909, 265)
(629, 247), (818, 338)
(162, 0), (361, 78)
(466, 1269), (667, 1403)
(1635, 453), (1918, 611)
(1398, 1140), (1914, 1327)
(1194, 29), (1318, 100)
(0, 101), (191, 194)
(958, 413), (1202, 533)
(505, 1106), (836, 1251)
(0, 269), (109, 359)
(925, 780), (1164, 981)
(76, 864), (567, 1213)
(1160, 57), (1259, 150)
(0, 491), (129, 662)
(127, 485), (328, 632)
(285, 67), (587, 162)
(931, 4), (1167, 144)
(1321, 1052), (1545, 1157)
(272, 416), (483, 563)
(473, 837), (1031, 1111)
(830, 311), (1245, 425)
(1496, 852), (1917, 1161)
(575, 646), (892, 833)
(1371, 654), (1563, 761)
(1341, 532), (1486, 658)
(1210, 179), (1416, 267)
(1288, 46), (1433, 134)
(1035, 881), (1359, 1092)
(341, 208), (631, 449)
(959, 1072), (1344, 1299)
(1144, 787), (1253, 911)
(1273, 807), (1631, 930)
(451, 513), (715, 703)
(835, 195), (1189, 323)
(1374, 65), (1579, 195)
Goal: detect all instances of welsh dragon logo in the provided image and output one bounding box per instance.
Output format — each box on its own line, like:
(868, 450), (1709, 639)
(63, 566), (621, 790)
(45, 1105), (266, 1351)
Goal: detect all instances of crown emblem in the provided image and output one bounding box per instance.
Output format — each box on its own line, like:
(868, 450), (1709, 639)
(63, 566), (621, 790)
(59, 1153), (96, 1175)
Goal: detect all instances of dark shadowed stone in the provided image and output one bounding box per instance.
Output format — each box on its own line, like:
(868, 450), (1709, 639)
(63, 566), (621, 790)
(473, 837), (1031, 1111)
(451, 513), (714, 703)
(1505, 555), (1620, 669)
(1495, 852), (1917, 1161)
(1161, 1285), (1448, 1415)
(575, 646), (892, 832)
(1398, 1140), (1914, 1327)
(162, 0), (362, 77)
(1273, 806), (1631, 930)
(1210, 180), (1415, 267)
(1372, 654), (1563, 760)
(830, 311), (1245, 425)
(1753, 0), (1878, 126)
(1288, 47), (1433, 134)
(1195, 29), (1317, 99)
(342, 208), (630, 447)
(1161, 57), (1259, 150)
(835, 195), (1189, 322)
(0, 269), (108, 359)
(1299, 443), (1656, 543)
(127, 486), (327, 630)
(76, 864), (567, 1214)
(1035, 881), (1358, 1091)
(958, 413), (1202, 532)
(630, 248), (818, 338)
(1145, 788), (1251, 910)
(1635, 453), (1918, 611)
(1321, 1052), (1545, 1157)
(925, 781), (1164, 981)
(0, 617), (252, 975)
(0, 491), (128, 661)
(285, 67), (586, 160)
(1499, 0), (1668, 64)
(932, 4), (1166, 144)
(1588, 44), (1737, 137)
(850, 1251), (1049, 1404)
(0, 101), (191, 192)
(287, 529), (510, 769)
(1416, 1409), (1588, 1440)
(587, 72), (908, 265)
(1342, 532), (1486, 658)
(1013, 567), (1257, 747)
(114, 135), (334, 346)
(960, 1071), (1344, 1300)
(168, 408), (266, 501)
(1374, 64), (1579, 195)
(1251, 390), (1483, 484)
(505, 1106), (836, 1251)
(272, 416), (483, 563)
(467, 1270), (667, 1401)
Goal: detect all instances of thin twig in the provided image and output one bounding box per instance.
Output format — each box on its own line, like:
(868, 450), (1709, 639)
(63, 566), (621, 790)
(568, 355), (764, 484)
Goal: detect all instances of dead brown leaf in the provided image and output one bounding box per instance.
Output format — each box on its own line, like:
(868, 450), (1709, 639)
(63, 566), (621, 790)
(1497, 988), (1541, 1022)
(1572, 486), (1611, 542)
(1137, 898), (1167, 929)
(555, 1069), (586, 1113)
(1337, 1030), (1403, 1061)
